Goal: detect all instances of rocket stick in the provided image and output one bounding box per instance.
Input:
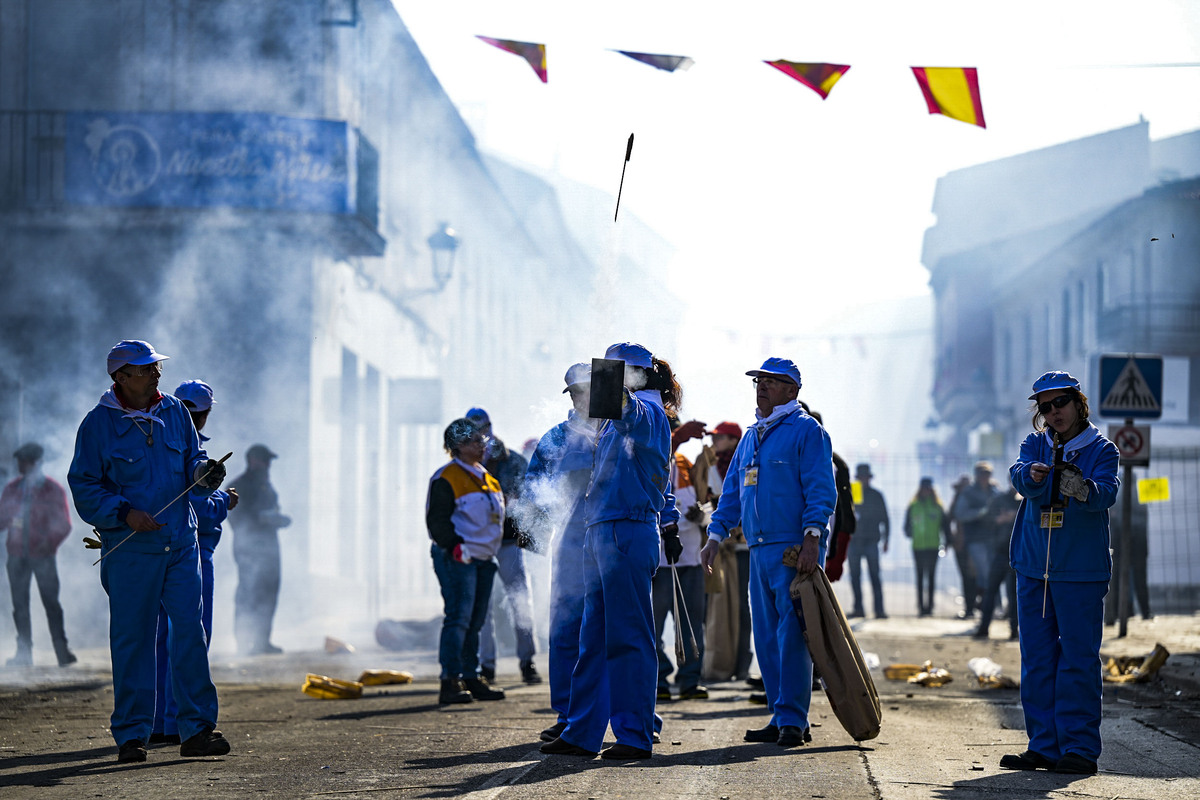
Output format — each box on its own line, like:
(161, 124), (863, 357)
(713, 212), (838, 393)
(613, 133), (634, 221)
(93, 452), (233, 566)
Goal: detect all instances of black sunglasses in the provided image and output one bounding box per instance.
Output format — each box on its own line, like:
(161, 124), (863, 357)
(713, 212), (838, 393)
(1037, 395), (1074, 415)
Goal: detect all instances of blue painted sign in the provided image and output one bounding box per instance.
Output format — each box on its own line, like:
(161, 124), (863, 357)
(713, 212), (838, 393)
(1098, 354), (1163, 419)
(65, 112), (354, 213)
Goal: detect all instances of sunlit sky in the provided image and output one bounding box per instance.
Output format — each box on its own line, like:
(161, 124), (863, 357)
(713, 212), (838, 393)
(391, 0), (1200, 446)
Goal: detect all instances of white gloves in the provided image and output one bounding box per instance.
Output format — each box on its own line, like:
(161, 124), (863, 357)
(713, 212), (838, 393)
(1059, 464), (1090, 502)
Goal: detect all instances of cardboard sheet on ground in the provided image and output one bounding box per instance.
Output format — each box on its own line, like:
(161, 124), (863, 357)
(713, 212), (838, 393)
(784, 546), (882, 741)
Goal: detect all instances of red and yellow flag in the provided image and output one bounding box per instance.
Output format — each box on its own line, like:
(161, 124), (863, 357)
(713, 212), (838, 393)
(764, 61), (851, 99)
(911, 67), (986, 128)
(615, 51), (694, 72)
(477, 36), (547, 83)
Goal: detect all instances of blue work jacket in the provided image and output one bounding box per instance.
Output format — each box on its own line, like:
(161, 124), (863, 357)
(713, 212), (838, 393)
(68, 393), (210, 554)
(1009, 424), (1119, 582)
(708, 403), (836, 547)
(584, 389), (678, 528)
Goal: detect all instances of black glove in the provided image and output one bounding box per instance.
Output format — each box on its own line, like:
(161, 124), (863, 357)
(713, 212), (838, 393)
(195, 459), (226, 490)
(684, 504), (705, 523)
(661, 523), (683, 564)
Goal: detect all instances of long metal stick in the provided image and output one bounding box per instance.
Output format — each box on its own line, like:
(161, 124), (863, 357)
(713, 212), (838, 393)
(671, 563), (699, 663)
(93, 452), (232, 566)
(613, 133), (634, 221)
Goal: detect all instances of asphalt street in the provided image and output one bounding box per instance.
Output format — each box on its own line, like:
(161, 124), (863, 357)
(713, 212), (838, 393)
(2, 614), (1198, 799)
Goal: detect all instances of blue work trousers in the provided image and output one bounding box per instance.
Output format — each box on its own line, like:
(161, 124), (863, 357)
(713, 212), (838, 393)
(750, 540), (825, 730)
(652, 564), (706, 692)
(548, 523), (587, 722)
(153, 540), (216, 735)
(430, 544), (497, 679)
(480, 540), (536, 669)
(100, 540), (218, 746)
(1016, 573), (1107, 763)
(562, 519), (659, 753)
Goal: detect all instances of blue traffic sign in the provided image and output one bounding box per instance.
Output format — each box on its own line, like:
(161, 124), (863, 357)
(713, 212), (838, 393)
(1098, 355), (1163, 419)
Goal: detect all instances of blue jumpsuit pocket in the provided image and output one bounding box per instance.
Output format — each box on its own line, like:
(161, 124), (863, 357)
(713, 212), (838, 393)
(111, 450), (148, 486)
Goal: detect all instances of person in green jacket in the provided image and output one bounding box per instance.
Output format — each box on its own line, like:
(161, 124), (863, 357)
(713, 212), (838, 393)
(904, 478), (950, 617)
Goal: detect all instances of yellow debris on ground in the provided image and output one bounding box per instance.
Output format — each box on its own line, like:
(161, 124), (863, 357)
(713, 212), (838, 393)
(301, 673), (363, 699)
(907, 660), (953, 687)
(359, 669), (414, 686)
(884, 664), (924, 681)
(1103, 643), (1170, 683)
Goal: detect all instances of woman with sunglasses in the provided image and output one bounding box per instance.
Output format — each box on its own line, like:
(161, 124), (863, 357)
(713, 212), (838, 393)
(1002, 371), (1118, 776)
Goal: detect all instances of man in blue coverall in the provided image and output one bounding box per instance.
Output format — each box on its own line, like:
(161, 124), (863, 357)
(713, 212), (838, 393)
(68, 340), (231, 763)
(700, 357), (837, 748)
(151, 380), (239, 744)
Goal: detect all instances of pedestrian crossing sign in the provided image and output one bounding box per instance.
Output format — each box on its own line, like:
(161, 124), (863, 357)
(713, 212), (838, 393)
(1099, 355), (1163, 419)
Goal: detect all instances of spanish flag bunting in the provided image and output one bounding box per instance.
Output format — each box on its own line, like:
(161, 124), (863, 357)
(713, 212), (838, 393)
(615, 51), (695, 72)
(911, 67), (986, 128)
(477, 36), (547, 83)
(764, 61), (851, 99)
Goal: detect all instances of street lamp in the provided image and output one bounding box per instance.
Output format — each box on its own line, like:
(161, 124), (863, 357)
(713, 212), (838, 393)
(427, 222), (460, 290)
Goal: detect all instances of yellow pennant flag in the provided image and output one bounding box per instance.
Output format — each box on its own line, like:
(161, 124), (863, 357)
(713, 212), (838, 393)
(911, 67), (986, 128)
(1137, 477), (1170, 503)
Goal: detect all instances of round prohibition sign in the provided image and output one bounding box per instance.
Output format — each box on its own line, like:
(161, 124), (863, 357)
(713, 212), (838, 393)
(1115, 426), (1145, 458)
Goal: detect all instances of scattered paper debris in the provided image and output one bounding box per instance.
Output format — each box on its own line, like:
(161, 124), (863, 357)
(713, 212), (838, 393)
(1103, 643), (1170, 683)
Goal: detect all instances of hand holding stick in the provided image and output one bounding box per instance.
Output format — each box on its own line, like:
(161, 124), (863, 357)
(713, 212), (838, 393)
(93, 452), (233, 566)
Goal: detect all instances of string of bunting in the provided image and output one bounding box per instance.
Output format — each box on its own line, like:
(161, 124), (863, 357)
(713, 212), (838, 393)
(475, 36), (986, 128)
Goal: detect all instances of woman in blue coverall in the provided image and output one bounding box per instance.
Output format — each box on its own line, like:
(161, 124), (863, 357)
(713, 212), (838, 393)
(1002, 371), (1118, 776)
(540, 342), (681, 761)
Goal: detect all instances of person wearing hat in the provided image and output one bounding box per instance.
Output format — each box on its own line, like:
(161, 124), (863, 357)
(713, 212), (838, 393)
(150, 381), (240, 743)
(700, 357), (837, 749)
(67, 340), (229, 762)
(426, 418), (507, 705)
(464, 406), (540, 686)
(903, 478), (949, 617)
(0, 442), (75, 667)
(952, 461), (1000, 620)
(524, 363), (597, 741)
(229, 443), (291, 656)
(541, 343), (680, 761)
(847, 463), (890, 619)
(1001, 371), (1118, 776)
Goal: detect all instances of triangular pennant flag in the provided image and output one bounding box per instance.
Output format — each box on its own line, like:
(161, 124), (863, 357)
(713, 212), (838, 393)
(911, 67), (986, 128)
(477, 36), (547, 83)
(764, 61), (851, 99)
(615, 51), (694, 73)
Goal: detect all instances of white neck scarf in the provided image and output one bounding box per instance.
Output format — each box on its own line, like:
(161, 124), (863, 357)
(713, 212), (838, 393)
(99, 388), (166, 428)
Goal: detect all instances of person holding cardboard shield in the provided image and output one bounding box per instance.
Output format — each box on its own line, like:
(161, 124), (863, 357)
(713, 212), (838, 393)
(700, 357), (836, 749)
(1003, 371), (1118, 776)
(541, 342), (680, 761)
(67, 340), (229, 763)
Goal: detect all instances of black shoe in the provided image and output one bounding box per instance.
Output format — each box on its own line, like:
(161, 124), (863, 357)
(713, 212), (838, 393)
(972, 629), (989, 639)
(520, 661), (543, 685)
(876, 613), (888, 620)
(479, 665), (495, 682)
(148, 732), (181, 745)
(540, 737), (597, 757)
(180, 729), (230, 757)
(463, 676), (505, 701)
(652, 731), (661, 744)
(679, 685), (709, 700)
(5, 649), (32, 668)
(1054, 752), (1098, 774)
(744, 724), (779, 743)
(656, 687), (673, 701)
(777, 725), (809, 747)
(999, 749), (1055, 771)
(745, 676), (764, 689)
(748, 692), (767, 705)
(539, 721), (567, 742)
(56, 649), (77, 667)
(847, 609), (865, 619)
(602, 743), (652, 760)
(438, 678), (473, 705)
(117, 739), (147, 763)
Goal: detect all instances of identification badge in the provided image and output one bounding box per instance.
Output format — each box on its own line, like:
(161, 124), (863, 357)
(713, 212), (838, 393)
(1040, 510), (1063, 529)
(489, 512), (501, 526)
(744, 467), (758, 487)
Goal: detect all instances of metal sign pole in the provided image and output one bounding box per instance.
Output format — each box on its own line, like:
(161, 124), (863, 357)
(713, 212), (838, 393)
(1118, 417), (1133, 639)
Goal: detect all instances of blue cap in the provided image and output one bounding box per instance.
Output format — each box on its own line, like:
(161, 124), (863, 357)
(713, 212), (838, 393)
(1028, 370), (1080, 399)
(175, 380), (216, 412)
(465, 407), (490, 424)
(107, 340), (169, 375)
(604, 342), (654, 369)
(746, 357), (802, 388)
(563, 362), (591, 393)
